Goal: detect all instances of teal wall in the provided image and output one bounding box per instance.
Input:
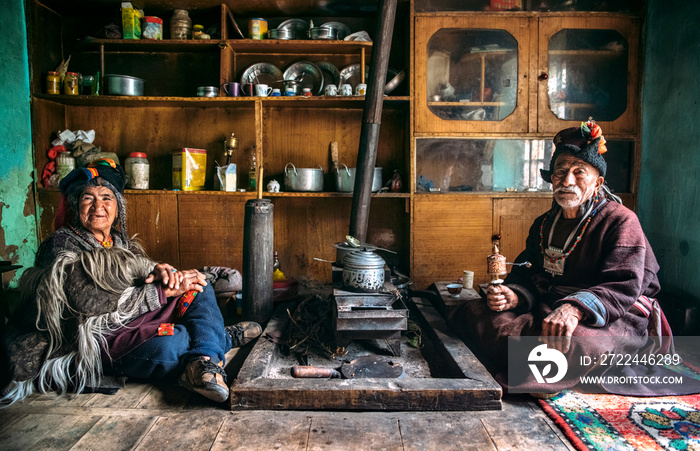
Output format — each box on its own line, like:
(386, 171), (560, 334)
(0, 0), (38, 288)
(639, 0), (700, 305)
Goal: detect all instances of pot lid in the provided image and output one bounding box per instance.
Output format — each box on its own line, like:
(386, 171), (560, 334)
(342, 248), (385, 268)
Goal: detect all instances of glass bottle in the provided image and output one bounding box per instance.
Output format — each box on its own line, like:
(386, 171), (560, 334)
(249, 147), (257, 190)
(46, 71), (60, 95)
(170, 9), (192, 40)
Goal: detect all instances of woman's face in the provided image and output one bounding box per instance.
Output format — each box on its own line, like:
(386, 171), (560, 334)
(79, 186), (118, 237)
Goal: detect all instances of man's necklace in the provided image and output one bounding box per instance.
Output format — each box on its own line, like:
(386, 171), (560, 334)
(69, 225), (113, 248)
(539, 195), (600, 275)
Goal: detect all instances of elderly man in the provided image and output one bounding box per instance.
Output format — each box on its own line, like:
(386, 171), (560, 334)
(449, 120), (671, 393)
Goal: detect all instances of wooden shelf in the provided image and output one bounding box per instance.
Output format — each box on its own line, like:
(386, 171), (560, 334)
(548, 49), (625, 57)
(427, 101), (506, 107)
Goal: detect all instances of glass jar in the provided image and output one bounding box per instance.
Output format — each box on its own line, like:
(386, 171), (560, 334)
(64, 72), (80, 95)
(125, 152), (150, 189)
(56, 150), (75, 181)
(170, 9), (192, 40)
(192, 24), (204, 39)
(46, 71), (60, 95)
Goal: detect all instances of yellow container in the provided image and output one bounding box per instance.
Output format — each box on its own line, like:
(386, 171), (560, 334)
(173, 148), (207, 191)
(249, 18), (267, 40)
(121, 2), (143, 39)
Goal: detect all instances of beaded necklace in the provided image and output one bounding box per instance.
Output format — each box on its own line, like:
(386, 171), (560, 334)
(539, 194), (600, 275)
(70, 225), (113, 248)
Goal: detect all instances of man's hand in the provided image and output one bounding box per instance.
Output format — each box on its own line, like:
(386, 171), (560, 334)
(540, 303), (583, 353)
(486, 284), (519, 312)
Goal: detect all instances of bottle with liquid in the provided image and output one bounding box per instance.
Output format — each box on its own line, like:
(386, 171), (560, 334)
(249, 147), (257, 190)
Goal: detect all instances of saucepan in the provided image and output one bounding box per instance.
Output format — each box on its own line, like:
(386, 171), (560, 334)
(335, 164), (382, 192)
(284, 163), (324, 192)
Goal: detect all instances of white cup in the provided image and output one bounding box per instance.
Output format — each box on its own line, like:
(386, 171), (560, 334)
(355, 83), (367, 96)
(339, 83), (352, 96)
(324, 84), (338, 96)
(255, 84), (273, 97)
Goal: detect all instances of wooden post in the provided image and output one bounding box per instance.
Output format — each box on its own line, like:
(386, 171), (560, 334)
(242, 199), (274, 323)
(349, 0), (397, 242)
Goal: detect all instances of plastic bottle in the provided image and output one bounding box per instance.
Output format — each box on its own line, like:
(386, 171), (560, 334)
(170, 9), (192, 40)
(124, 152), (150, 189)
(249, 147), (257, 190)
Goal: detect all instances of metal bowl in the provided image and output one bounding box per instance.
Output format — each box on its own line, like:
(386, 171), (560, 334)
(309, 27), (338, 40)
(104, 74), (144, 96)
(196, 86), (219, 97)
(269, 28), (295, 40)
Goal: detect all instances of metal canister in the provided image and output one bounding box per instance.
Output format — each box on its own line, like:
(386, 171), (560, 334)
(46, 71), (60, 95)
(64, 72), (80, 95)
(249, 18), (267, 40)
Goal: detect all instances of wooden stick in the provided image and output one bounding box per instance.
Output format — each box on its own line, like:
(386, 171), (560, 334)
(257, 166), (264, 199)
(361, 48), (366, 84)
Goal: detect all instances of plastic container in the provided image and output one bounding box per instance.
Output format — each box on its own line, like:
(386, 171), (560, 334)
(125, 152), (150, 189)
(56, 150), (75, 182)
(173, 148), (206, 190)
(143, 16), (163, 40)
(192, 24), (204, 39)
(170, 9), (192, 40)
(46, 71), (60, 95)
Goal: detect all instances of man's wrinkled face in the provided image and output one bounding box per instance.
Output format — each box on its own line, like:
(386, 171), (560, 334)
(551, 154), (604, 213)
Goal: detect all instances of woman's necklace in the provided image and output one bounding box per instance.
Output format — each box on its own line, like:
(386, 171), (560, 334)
(69, 225), (113, 248)
(539, 194), (600, 276)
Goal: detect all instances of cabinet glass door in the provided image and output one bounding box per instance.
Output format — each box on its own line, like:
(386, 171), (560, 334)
(415, 16), (530, 133)
(538, 17), (640, 134)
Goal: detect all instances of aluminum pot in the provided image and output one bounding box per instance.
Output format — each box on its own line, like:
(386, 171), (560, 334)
(104, 74), (144, 96)
(342, 248), (386, 292)
(309, 27), (338, 40)
(335, 164), (382, 192)
(333, 241), (377, 265)
(284, 163), (324, 192)
(269, 28), (295, 40)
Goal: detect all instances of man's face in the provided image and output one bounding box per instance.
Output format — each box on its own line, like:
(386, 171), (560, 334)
(551, 154), (604, 213)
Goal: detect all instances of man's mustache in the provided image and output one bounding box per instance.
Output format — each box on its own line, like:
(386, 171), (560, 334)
(554, 186), (580, 194)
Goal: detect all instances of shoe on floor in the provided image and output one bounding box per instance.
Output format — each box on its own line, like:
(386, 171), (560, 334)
(179, 356), (229, 403)
(225, 321), (262, 348)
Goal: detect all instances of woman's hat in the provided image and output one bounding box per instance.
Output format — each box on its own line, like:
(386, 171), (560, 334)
(58, 158), (127, 194)
(540, 118), (608, 183)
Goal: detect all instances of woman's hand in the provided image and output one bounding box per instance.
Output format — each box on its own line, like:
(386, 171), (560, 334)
(540, 303), (583, 353)
(486, 284), (519, 312)
(163, 270), (207, 298)
(146, 264), (207, 292)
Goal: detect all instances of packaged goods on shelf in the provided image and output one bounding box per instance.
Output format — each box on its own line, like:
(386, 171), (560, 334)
(121, 2), (143, 39)
(173, 148), (207, 191)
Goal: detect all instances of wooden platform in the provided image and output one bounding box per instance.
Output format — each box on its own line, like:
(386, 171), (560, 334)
(230, 298), (502, 411)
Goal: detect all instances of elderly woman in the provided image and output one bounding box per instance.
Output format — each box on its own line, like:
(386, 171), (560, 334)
(1, 159), (260, 405)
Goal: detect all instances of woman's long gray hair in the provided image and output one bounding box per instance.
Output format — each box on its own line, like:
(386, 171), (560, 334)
(1, 247), (156, 405)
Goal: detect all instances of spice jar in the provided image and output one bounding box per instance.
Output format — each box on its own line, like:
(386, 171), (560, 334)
(46, 71), (60, 95)
(125, 152), (150, 189)
(170, 9), (192, 40)
(64, 72), (80, 95)
(56, 150), (75, 182)
(143, 16), (163, 40)
(192, 24), (204, 39)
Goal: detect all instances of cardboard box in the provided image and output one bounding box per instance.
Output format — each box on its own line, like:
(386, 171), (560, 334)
(121, 2), (143, 39)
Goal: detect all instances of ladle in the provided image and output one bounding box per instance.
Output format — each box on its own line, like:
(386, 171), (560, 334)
(345, 235), (397, 254)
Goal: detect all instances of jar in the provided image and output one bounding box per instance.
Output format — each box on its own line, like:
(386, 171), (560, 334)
(302, 87), (312, 97)
(56, 150), (75, 181)
(46, 71), (60, 95)
(125, 152), (150, 189)
(143, 16), (163, 40)
(170, 9), (192, 40)
(192, 24), (204, 39)
(64, 72), (80, 95)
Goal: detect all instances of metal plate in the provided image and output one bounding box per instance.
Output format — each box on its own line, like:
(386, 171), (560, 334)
(340, 356), (404, 379)
(339, 64), (399, 90)
(320, 21), (351, 40)
(278, 18), (309, 38)
(315, 61), (341, 88)
(240, 63), (283, 89)
(283, 61), (324, 95)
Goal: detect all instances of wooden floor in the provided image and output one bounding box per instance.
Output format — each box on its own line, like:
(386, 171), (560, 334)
(0, 383), (574, 451)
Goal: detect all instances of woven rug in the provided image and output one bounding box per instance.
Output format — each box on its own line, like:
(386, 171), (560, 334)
(539, 390), (700, 450)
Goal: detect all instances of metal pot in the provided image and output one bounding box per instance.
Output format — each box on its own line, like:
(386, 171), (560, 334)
(335, 164), (382, 192)
(342, 248), (386, 292)
(333, 241), (377, 265)
(104, 74), (145, 96)
(269, 28), (295, 40)
(196, 86), (219, 97)
(309, 27), (338, 40)
(284, 163), (324, 192)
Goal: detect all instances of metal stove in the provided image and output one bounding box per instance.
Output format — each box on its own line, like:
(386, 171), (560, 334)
(331, 265), (408, 356)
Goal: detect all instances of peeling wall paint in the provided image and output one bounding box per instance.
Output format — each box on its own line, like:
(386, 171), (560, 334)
(0, 0), (38, 288)
(640, 0), (700, 303)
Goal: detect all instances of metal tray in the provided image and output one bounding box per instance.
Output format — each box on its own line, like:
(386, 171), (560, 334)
(320, 21), (351, 40)
(278, 18), (309, 39)
(339, 64), (399, 90)
(240, 63), (284, 90)
(283, 61), (324, 95)
(315, 61), (341, 87)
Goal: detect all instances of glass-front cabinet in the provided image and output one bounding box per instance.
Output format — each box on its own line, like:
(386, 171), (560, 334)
(415, 14), (640, 135)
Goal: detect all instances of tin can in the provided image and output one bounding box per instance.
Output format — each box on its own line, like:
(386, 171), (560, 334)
(46, 71), (60, 95)
(64, 72), (80, 95)
(173, 148), (207, 191)
(249, 18), (267, 40)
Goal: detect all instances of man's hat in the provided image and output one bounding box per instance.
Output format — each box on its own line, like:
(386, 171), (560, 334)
(540, 118), (608, 183)
(58, 158), (127, 194)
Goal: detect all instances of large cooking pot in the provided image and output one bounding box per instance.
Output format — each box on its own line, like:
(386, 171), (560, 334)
(104, 74), (145, 96)
(284, 163), (324, 192)
(342, 248), (385, 292)
(333, 241), (377, 265)
(335, 164), (382, 192)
